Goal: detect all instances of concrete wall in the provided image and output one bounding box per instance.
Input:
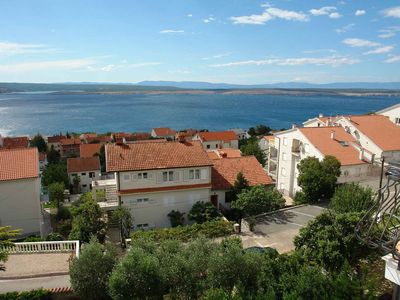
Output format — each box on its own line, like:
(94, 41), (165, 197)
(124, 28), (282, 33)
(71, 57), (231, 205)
(378, 106), (400, 125)
(118, 167), (211, 191)
(199, 140), (239, 150)
(69, 169), (101, 193)
(121, 187), (211, 228)
(0, 177), (42, 236)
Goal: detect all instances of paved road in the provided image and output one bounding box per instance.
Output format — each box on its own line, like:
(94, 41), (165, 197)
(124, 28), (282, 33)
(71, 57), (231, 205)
(0, 275), (70, 293)
(240, 204), (326, 253)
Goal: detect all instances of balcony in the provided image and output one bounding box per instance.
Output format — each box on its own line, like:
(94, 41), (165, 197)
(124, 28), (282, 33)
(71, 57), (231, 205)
(92, 179), (119, 210)
(291, 139), (301, 156)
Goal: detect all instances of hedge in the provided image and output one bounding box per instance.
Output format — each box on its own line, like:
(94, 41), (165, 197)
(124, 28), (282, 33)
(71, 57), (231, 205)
(0, 289), (51, 300)
(131, 219), (233, 242)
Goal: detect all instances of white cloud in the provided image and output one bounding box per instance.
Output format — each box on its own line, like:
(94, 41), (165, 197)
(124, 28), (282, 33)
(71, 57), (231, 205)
(187, 14), (193, 17)
(0, 41), (58, 55)
(363, 45), (394, 55)
(342, 38), (380, 47)
(309, 6), (336, 16)
(382, 6), (400, 18)
(303, 49), (337, 54)
(329, 12), (342, 19)
(159, 29), (184, 34)
(230, 6), (308, 25)
(203, 16), (215, 23)
(378, 26), (400, 39)
(202, 52), (231, 60)
(0, 58), (96, 72)
(384, 55), (400, 63)
(355, 9), (366, 16)
(335, 23), (354, 33)
(209, 55), (359, 68)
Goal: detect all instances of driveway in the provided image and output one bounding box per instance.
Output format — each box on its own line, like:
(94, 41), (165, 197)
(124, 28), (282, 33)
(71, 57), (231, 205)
(239, 204), (326, 253)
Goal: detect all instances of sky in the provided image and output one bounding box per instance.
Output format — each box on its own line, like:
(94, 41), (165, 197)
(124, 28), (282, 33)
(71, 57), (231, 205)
(0, 0), (399, 84)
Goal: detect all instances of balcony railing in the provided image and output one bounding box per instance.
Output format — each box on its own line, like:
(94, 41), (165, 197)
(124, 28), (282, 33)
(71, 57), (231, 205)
(0, 240), (80, 257)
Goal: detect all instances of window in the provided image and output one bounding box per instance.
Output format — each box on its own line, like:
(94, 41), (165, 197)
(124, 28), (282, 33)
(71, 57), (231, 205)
(162, 171), (174, 182)
(81, 172), (86, 176)
(206, 145), (210, 149)
(282, 153), (287, 161)
(138, 172), (148, 179)
(123, 174), (130, 181)
(89, 172), (95, 178)
(71, 173), (77, 177)
(283, 138), (288, 146)
(189, 169), (201, 180)
(82, 184), (87, 188)
(136, 198), (149, 203)
(304, 144), (310, 153)
(215, 144), (218, 148)
(396, 117), (400, 125)
(281, 167), (286, 176)
(136, 223), (149, 229)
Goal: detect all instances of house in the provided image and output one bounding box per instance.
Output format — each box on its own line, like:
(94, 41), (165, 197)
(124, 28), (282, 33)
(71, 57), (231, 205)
(207, 148), (242, 160)
(376, 103), (400, 126)
(60, 138), (81, 157)
(335, 115), (400, 162)
(230, 128), (250, 140)
(0, 136), (29, 149)
(259, 136), (274, 159)
(151, 127), (176, 140)
(79, 133), (97, 142)
(80, 143), (102, 158)
(0, 148), (43, 236)
(86, 135), (112, 144)
(38, 152), (47, 171)
(47, 135), (66, 153)
(67, 157), (101, 193)
(271, 126), (376, 197)
(211, 156), (273, 209)
(193, 131), (239, 150)
(302, 114), (337, 127)
(106, 140), (213, 229)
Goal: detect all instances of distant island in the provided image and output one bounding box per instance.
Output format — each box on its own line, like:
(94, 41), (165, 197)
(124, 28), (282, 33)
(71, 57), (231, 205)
(1, 81), (400, 97)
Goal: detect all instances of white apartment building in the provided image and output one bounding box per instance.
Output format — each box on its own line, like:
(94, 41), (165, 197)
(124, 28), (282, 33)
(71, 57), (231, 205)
(106, 140), (214, 229)
(67, 156), (101, 193)
(0, 148), (43, 236)
(193, 131), (239, 150)
(376, 103), (400, 126)
(270, 126), (376, 197)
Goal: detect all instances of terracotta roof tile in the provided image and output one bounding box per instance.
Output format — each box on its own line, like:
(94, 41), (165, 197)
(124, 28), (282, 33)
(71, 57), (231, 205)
(153, 128), (176, 137)
(47, 135), (67, 143)
(86, 136), (112, 144)
(207, 148), (242, 160)
(0, 148), (39, 181)
(106, 141), (213, 172)
(39, 152), (46, 162)
(2, 136), (29, 149)
(299, 127), (366, 166)
(60, 138), (81, 146)
(67, 156), (100, 173)
(211, 156), (272, 190)
(198, 131), (238, 142)
(348, 115), (400, 151)
(80, 143), (102, 158)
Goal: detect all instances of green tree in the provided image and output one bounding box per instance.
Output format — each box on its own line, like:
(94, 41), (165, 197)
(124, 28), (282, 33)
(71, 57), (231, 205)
(297, 155), (341, 203)
(248, 124), (272, 137)
(240, 139), (266, 166)
(46, 145), (61, 164)
(111, 206), (133, 240)
(330, 183), (374, 214)
(69, 196), (106, 243)
(96, 144), (106, 173)
(70, 237), (117, 300)
(0, 226), (20, 271)
(167, 210), (185, 227)
(188, 201), (221, 224)
(294, 212), (368, 272)
(231, 185), (285, 216)
(231, 172), (249, 198)
(72, 175), (80, 194)
(48, 182), (65, 209)
(42, 162), (68, 187)
(30, 134), (47, 152)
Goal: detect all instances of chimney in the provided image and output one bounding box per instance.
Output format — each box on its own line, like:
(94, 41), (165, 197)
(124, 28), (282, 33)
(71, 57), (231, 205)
(292, 124), (297, 129)
(330, 131), (335, 140)
(319, 113), (324, 118)
(220, 151), (227, 158)
(0, 134), (3, 147)
(177, 132), (186, 143)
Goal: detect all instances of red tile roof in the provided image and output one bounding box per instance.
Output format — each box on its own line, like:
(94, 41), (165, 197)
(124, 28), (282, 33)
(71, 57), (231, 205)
(198, 131), (238, 142)
(263, 135), (275, 142)
(207, 148), (242, 160)
(80, 143), (102, 158)
(152, 127), (176, 137)
(0, 148), (39, 181)
(60, 138), (81, 146)
(39, 152), (46, 162)
(106, 141), (213, 172)
(86, 136), (112, 144)
(2, 136), (29, 149)
(347, 115), (400, 151)
(212, 156), (272, 190)
(67, 156), (100, 173)
(299, 126), (366, 166)
(47, 135), (66, 143)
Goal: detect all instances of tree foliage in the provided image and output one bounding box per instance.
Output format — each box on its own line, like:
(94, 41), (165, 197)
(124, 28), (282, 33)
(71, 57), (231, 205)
(46, 145), (60, 164)
(94, 144), (106, 173)
(111, 206), (133, 239)
(231, 172), (249, 198)
(231, 185), (285, 216)
(297, 156), (341, 203)
(188, 201), (221, 224)
(240, 138), (266, 166)
(48, 182), (65, 208)
(330, 183), (374, 214)
(0, 226), (20, 271)
(70, 237), (117, 300)
(30, 134), (47, 153)
(167, 210), (185, 227)
(41, 162), (68, 187)
(248, 124), (272, 137)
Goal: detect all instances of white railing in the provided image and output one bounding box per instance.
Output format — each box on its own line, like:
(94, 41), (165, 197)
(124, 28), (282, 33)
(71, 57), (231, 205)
(0, 240), (80, 258)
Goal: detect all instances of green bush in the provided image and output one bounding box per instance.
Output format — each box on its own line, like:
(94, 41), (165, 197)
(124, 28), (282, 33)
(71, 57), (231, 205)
(131, 219), (233, 242)
(23, 236), (43, 242)
(0, 289), (51, 300)
(188, 201), (221, 224)
(45, 232), (63, 241)
(330, 183), (374, 213)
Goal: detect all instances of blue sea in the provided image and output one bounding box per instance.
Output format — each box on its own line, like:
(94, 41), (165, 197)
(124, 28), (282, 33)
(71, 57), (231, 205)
(0, 93), (399, 136)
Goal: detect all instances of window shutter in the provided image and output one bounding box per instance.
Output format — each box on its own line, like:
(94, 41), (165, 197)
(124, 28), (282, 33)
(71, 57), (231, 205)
(200, 169), (208, 180)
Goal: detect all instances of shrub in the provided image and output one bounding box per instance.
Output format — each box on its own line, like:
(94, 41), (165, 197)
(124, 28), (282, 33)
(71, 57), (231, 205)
(167, 210), (185, 227)
(45, 232), (63, 241)
(330, 183), (374, 213)
(131, 219), (233, 243)
(0, 289), (51, 300)
(188, 201), (221, 224)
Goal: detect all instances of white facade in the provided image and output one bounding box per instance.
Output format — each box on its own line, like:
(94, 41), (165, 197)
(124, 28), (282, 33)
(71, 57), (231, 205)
(377, 103), (400, 126)
(230, 128), (250, 140)
(69, 169), (101, 193)
(0, 177), (42, 236)
(117, 166), (212, 229)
